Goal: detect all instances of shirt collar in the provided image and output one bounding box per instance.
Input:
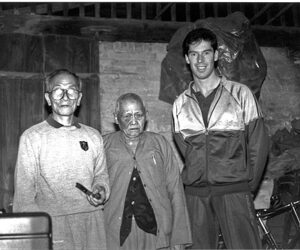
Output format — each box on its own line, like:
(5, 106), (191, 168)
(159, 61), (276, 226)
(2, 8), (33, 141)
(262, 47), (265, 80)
(46, 115), (81, 128)
(119, 130), (145, 144)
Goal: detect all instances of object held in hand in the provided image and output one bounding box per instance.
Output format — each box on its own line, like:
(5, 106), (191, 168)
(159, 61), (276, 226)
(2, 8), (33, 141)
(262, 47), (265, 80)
(75, 182), (101, 200)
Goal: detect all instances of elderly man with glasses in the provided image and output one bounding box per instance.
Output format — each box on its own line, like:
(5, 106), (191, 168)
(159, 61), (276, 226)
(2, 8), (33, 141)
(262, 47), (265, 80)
(13, 69), (110, 250)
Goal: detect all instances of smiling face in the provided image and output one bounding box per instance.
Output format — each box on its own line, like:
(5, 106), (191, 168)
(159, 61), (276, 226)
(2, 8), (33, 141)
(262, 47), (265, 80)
(115, 97), (146, 139)
(44, 73), (82, 119)
(185, 40), (218, 81)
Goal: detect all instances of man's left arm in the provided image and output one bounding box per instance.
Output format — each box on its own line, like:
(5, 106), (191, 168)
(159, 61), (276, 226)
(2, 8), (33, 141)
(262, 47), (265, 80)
(162, 137), (192, 248)
(244, 90), (270, 193)
(247, 117), (269, 193)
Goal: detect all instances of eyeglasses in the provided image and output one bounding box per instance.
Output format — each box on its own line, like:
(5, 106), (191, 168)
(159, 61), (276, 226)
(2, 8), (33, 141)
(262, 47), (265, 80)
(48, 88), (80, 100)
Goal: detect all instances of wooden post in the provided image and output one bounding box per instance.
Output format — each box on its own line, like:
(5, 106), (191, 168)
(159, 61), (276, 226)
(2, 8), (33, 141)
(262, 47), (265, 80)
(126, 3), (132, 19)
(199, 3), (205, 19)
(185, 3), (190, 22)
(95, 3), (100, 18)
(227, 3), (232, 15)
(156, 3), (161, 21)
(141, 3), (146, 20)
(171, 4), (176, 22)
(111, 2), (116, 18)
(292, 4), (299, 27)
(47, 3), (52, 15)
(63, 3), (68, 17)
(79, 3), (84, 17)
(213, 3), (218, 17)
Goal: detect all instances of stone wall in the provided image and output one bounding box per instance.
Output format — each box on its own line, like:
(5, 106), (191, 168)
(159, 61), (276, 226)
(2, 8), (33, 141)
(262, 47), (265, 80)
(99, 41), (300, 140)
(260, 47), (300, 135)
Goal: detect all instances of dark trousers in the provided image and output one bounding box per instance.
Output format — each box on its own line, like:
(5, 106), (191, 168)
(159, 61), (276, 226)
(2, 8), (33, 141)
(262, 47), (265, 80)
(186, 190), (262, 249)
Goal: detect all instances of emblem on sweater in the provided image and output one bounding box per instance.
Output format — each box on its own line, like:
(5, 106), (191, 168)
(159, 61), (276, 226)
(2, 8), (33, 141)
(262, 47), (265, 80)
(79, 141), (89, 151)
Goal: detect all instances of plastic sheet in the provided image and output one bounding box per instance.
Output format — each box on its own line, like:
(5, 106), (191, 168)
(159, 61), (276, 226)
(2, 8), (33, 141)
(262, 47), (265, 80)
(159, 11), (267, 104)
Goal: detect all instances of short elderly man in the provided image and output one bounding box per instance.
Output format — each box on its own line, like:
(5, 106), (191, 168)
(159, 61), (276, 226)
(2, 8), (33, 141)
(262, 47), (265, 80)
(13, 69), (110, 250)
(103, 93), (192, 250)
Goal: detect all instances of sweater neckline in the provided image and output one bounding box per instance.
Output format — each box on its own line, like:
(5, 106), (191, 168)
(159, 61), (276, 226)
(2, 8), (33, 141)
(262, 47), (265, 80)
(46, 115), (81, 129)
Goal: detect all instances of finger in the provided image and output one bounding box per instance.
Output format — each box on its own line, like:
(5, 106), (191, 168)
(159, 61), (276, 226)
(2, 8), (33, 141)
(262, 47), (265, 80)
(90, 195), (105, 205)
(92, 193), (102, 200)
(99, 190), (106, 200)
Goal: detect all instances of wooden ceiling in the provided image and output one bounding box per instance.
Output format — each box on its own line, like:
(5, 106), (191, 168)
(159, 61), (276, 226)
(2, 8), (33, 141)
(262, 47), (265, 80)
(0, 2), (299, 27)
(0, 2), (300, 49)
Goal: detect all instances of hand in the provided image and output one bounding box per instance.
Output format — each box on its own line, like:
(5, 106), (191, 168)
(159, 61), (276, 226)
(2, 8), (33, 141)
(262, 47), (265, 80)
(87, 185), (106, 207)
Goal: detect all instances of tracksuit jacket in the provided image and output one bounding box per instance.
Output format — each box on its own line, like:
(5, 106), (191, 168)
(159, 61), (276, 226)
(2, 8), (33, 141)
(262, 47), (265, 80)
(172, 76), (269, 194)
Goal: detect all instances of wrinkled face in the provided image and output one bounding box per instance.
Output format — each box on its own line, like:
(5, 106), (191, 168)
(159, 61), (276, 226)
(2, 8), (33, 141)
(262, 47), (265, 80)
(45, 73), (82, 118)
(116, 99), (146, 139)
(185, 40), (218, 80)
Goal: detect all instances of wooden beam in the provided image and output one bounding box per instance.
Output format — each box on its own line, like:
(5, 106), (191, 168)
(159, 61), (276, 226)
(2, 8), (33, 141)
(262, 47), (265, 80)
(0, 3), (82, 15)
(264, 3), (293, 25)
(0, 14), (300, 49)
(252, 24), (300, 49)
(250, 3), (273, 23)
(0, 71), (43, 80)
(153, 3), (173, 20)
(0, 71), (98, 80)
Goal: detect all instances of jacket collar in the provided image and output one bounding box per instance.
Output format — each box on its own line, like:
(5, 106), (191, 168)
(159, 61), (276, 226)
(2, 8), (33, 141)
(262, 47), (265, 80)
(185, 75), (226, 98)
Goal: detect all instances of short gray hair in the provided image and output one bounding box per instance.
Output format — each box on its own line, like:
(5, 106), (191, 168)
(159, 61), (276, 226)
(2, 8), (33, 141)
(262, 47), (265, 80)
(115, 93), (146, 115)
(44, 69), (82, 92)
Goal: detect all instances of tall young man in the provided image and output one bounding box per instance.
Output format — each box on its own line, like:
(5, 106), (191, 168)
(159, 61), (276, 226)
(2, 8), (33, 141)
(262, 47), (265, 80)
(172, 28), (269, 249)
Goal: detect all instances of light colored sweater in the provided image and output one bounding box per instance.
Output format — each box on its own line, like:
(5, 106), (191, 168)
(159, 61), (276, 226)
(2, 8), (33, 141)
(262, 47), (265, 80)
(13, 119), (110, 216)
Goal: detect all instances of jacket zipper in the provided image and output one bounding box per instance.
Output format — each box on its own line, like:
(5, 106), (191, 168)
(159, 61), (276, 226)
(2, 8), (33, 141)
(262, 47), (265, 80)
(205, 128), (209, 183)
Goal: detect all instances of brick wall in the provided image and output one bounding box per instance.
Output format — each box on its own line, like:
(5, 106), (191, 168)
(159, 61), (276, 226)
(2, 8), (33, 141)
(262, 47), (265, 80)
(99, 41), (300, 143)
(99, 42), (172, 138)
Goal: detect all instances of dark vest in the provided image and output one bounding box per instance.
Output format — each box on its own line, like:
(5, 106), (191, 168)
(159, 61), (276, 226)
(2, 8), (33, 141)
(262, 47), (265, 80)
(119, 167), (157, 246)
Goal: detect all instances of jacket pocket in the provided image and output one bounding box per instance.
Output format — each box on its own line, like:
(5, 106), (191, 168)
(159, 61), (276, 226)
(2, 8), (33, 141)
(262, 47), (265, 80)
(209, 130), (247, 182)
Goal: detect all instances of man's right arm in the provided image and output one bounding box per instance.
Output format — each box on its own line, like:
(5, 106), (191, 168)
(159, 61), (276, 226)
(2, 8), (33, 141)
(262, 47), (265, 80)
(13, 133), (40, 212)
(172, 103), (188, 159)
(173, 130), (187, 158)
